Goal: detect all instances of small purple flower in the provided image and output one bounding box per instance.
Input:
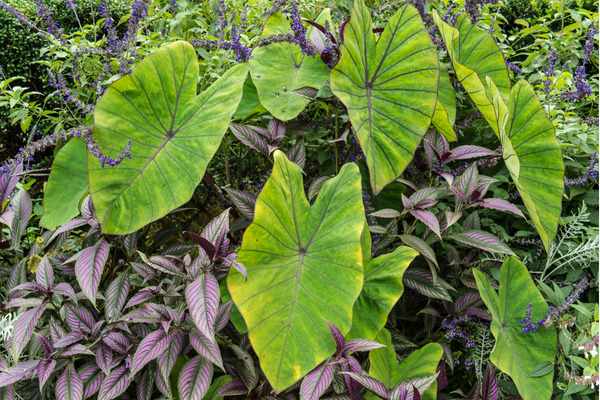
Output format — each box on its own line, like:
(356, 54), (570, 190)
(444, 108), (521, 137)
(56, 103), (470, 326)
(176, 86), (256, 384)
(544, 49), (558, 95)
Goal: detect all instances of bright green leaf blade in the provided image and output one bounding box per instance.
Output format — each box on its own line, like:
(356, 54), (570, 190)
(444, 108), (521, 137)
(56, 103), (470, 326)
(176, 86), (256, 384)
(228, 151), (365, 391)
(502, 80), (564, 251)
(330, 1), (439, 194)
(249, 14), (330, 121)
(347, 229), (418, 340)
(89, 41), (248, 234)
(367, 328), (442, 400)
(433, 12), (510, 134)
(473, 258), (557, 400)
(432, 67), (457, 142)
(40, 138), (88, 230)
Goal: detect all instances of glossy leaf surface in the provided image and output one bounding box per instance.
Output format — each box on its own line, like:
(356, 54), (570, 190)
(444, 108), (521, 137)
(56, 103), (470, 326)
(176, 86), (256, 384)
(249, 14), (330, 121)
(90, 41), (248, 234)
(473, 257), (556, 400)
(330, 0), (439, 193)
(228, 151), (365, 391)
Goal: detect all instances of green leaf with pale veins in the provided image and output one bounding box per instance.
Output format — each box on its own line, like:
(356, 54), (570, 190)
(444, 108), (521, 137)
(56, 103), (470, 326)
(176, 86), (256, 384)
(89, 41), (248, 234)
(432, 66), (457, 141)
(330, 0), (439, 194)
(249, 13), (330, 121)
(473, 257), (557, 400)
(40, 137), (88, 230)
(228, 151), (365, 392)
(347, 225), (418, 340)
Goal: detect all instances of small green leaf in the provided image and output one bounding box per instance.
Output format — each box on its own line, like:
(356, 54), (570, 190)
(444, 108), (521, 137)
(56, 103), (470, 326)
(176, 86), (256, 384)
(528, 361), (554, 378)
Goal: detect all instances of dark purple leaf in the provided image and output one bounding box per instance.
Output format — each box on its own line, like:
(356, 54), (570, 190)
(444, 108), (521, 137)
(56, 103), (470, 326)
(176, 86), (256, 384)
(0, 360), (39, 387)
(37, 359), (57, 390)
(215, 300), (233, 332)
(482, 362), (499, 400)
(97, 365), (131, 400)
(436, 362), (447, 393)
(54, 333), (86, 349)
(343, 339), (385, 353)
(288, 140), (306, 169)
(224, 188), (257, 220)
(129, 329), (173, 377)
(187, 231), (217, 260)
(75, 239), (109, 305)
(178, 355), (214, 400)
(8, 258), (26, 291)
(476, 198), (525, 218)
(463, 308), (493, 320)
(231, 344), (258, 389)
(343, 356), (362, 399)
(64, 303), (95, 333)
(308, 176), (332, 201)
(136, 364), (155, 400)
(56, 361), (83, 400)
(158, 330), (184, 385)
(447, 230), (515, 255)
(218, 379), (248, 396)
(326, 321), (345, 353)
(340, 372), (387, 398)
(96, 343), (113, 375)
(230, 123), (271, 154)
(186, 272), (219, 340)
(189, 329), (223, 369)
(38, 335), (54, 357)
(11, 304), (46, 360)
(124, 287), (159, 309)
(53, 283), (77, 303)
(300, 362), (335, 400)
(410, 210), (441, 238)
(104, 273), (130, 321)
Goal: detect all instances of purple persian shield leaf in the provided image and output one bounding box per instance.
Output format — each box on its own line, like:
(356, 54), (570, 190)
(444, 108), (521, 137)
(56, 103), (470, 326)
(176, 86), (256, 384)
(300, 362), (335, 400)
(178, 355), (214, 400)
(288, 140), (306, 169)
(481, 362), (499, 400)
(445, 210), (461, 228)
(398, 235), (438, 267)
(343, 339), (386, 353)
(104, 273), (130, 321)
(44, 219), (88, 250)
(137, 252), (185, 278)
(81, 195), (100, 229)
(186, 272), (219, 340)
(37, 359), (57, 390)
(475, 176), (498, 198)
(340, 372), (387, 399)
(201, 209), (230, 250)
(81, 365), (104, 399)
(218, 379), (248, 396)
(49, 321), (66, 344)
(230, 123), (270, 155)
(38, 335), (54, 356)
(399, 373), (439, 396)
(221, 254), (247, 278)
(463, 308), (492, 320)
(476, 198), (525, 218)
(56, 362), (83, 400)
(75, 239), (109, 305)
(187, 231), (217, 260)
(445, 146), (497, 163)
(268, 118), (286, 142)
(401, 194), (413, 210)
(129, 262), (156, 281)
(230, 216), (252, 232)
(308, 176), (332, 201)
(124, 287), (159, 309)
(462, 212), (480, 231)
(403, 268), (453, 302)
(158, 330), (185, 385)
(54, 333), (86, 349)
(155, 368), (172, 398)
(123, 231), (137, 258)
(409, 210), (441, 239)
(409, 188), (441, 208)
(53, 283), (77, 303)
(11, 304), (46, 360)
(61, 344), (94, 357)
(136, 365), (155, 400)
(103, 332), (130, 354)
(10, 281), (45, 294)
(231, 344), (258, 390)
(97, 365), (131, 400)
(64, 303), (95, 333)
(6, 189), (32, 246)
(436, 361), (448, 392)
(454, 292), (483, 313)
(455, 164), (479, 198)
(215, 300), (234, 332)
(8, 258), (27, 291)
(369, 224), (388, 234)
(36, 256), (54, 289)
(6, 297), (43, 308)
(389, 384), (409, 400)
(447, 230), (515, 256)
(189, 329), (223, 369)
(224, 188), (257, 220)
(129, 329), (173, 377)
(0, 360), (39, 387)
(96, 343), (113, 375)
(0, 163), (21, 204)
(121, 308), (160, 324)
(326, 321), (345, 352)
(369, 209), (402, 219)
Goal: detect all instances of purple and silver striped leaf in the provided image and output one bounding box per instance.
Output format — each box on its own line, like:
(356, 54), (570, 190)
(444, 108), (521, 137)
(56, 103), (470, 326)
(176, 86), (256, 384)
(64, 303), (95, 333)
(155, 368), (172, 397)
(224, 188), (257, 220)
(8, 258), (26, 291)
(138, 253), (186, 278)
(403, 268), (453, 302)
(104, 273), (130, 321)
(476, 198), (525, 218)
(326, 321), (345, 353)
(96, 343), (113, 375)
(10, 281), (45, 294)
(97, 365), (131, 400)
(398, 235), (438, 268)
(462, 212), (480, 231)
(445, 146), (496, 163)
(300, 362), (335, 400)
(369, 224), (388, 234)
(6, 189), (32, 246)
(129, 262), (156, 281)
(49, 321), (66, 344)
(398, 373), (439, 396)
(0, 163), (21, 204)
(221, 253), (247, 278)
(0, 360), (39, 387)
(44, 219), (89, 250)
(189, 329), (223, 369)
(389, 383), (409, 400)
(455, 164), (479, 198)
(215, 300), (234, 332)
(340, 372), (388, 399)
(482, 362), (499, 400)
(445, 209), (461, 228)
(447, 230), (515, 256)
(75, 239), (109, 305)
(287, 140), (306, 169)
(38, 335), (54, 357)
(201, 209), (230, 250)
(136, 364), (155, 400)
(11, 303), (46, 360)
(54, 333), (86, 349)
(474, 176), (498, 199)
(230, 123), (270, 155)
(217, 379), (248, 396)
(291, 86), (319, 99)
(56, 362), (83, 400)
(37, 359), (57, 389)
(409, 188), (441, 209)
(61, 344), (94, 357)
(130, 329), (173, 377)
(158, 330), (184, 385)
(343, 339), (386, 353)
(186, 272), (219, 340)
(454, 292), (482, 313)
(124, 287), (159, 309)
(409, 210), (441, 239)
(268, 118), (286, 142)
(80, 195), (99, 228)
(121, 308), (160, 324)
(80, 364), (104, 399)
(6, 297), (43, 308)
(231, 344), (258, 390)
(178, 355), (214, 400)
(463, 307), (493, 320)
(370, 209), (402, 219)
(53, 283), (77, 303)
(308, 176), (332, 201)
(103, 332), (130, 354)
(123, 231), (137, 258)
(36, 256), (54, 289)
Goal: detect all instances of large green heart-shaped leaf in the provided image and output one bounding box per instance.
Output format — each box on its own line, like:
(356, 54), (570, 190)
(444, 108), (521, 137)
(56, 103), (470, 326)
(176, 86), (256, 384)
(433, 12), (510, 133)
(228, 151), (365, 391)
(330, 0), (439, 194)
(366, 328), (442, 400)
(40, 138), (89, 230)
(249, 14), (330, 121)
(89, 41), (248, 234)
(432, 66), (457, 142)
(347, 225), (418, 340)
(473, 257), (557, 400)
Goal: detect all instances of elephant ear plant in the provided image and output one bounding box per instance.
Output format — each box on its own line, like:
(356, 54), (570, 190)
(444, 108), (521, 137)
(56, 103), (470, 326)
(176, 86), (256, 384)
(0, 0), (574, 399)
